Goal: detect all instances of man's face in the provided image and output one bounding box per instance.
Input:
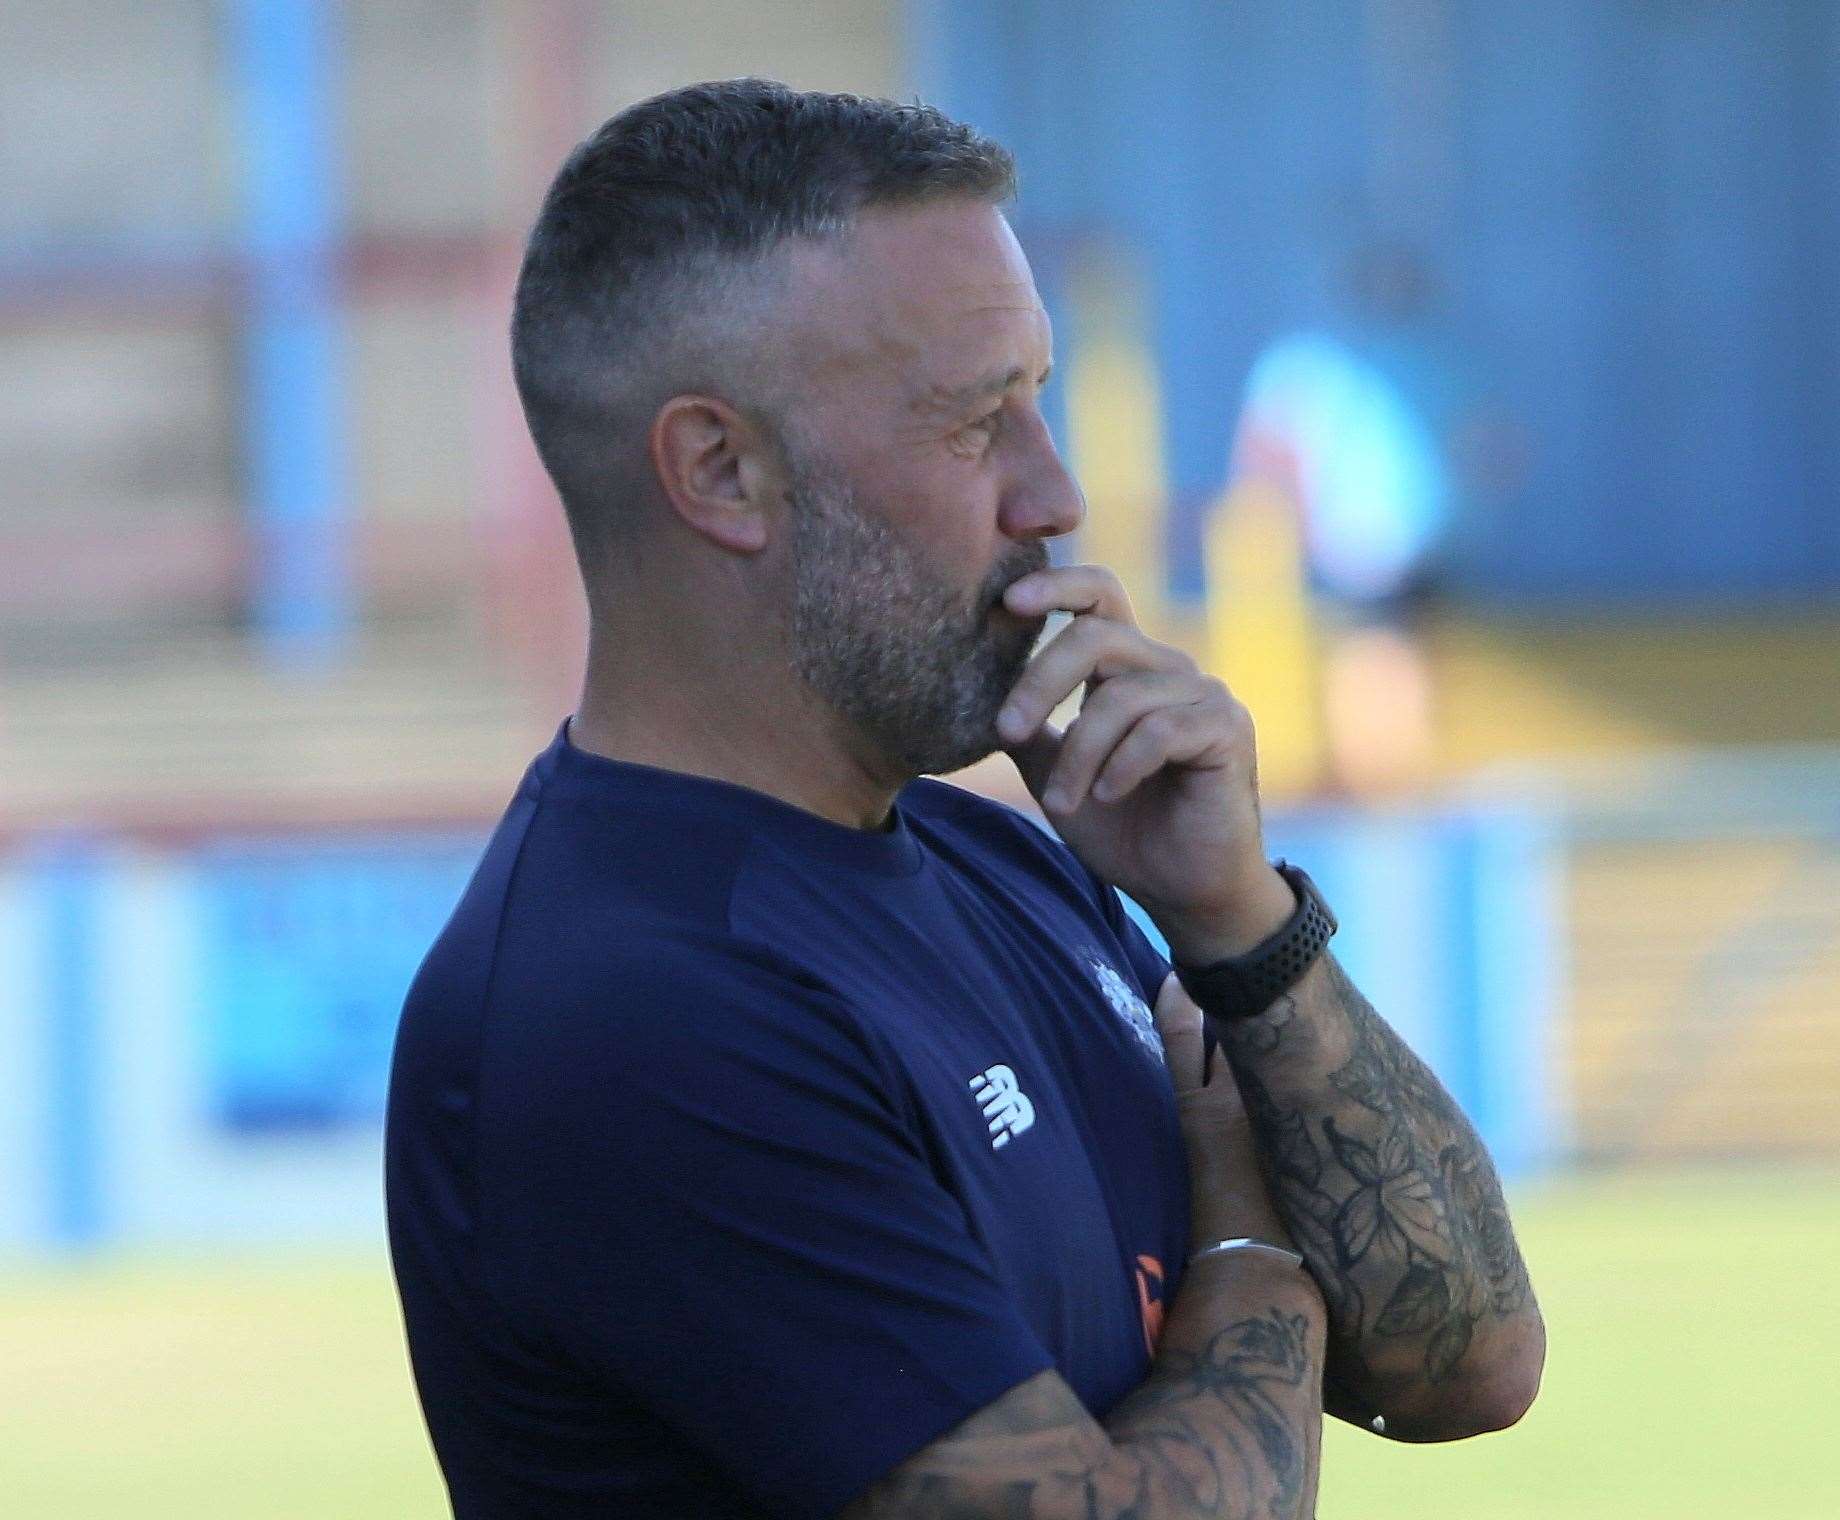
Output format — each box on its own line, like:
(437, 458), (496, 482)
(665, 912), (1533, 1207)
(784, 426), (1048, 776)
(773, 199), (1085, 775)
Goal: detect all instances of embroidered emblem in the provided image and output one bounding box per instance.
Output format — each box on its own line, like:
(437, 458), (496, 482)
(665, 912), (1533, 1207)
(1086, 954), (1163, 1064)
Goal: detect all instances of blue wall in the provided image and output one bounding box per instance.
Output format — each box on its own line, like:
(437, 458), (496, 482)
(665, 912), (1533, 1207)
(912, 0), (1840, 607)
(0, 809), (1559, 1252)
(0, 833), (482, 1252)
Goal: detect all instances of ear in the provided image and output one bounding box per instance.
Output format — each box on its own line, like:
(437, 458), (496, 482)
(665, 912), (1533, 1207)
(646, 394), (783, 554)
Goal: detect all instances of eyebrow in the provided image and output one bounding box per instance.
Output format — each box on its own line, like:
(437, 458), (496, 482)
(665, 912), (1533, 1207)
(916, 361), (1054, 415)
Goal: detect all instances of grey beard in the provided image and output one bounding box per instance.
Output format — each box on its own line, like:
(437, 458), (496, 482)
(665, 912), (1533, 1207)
(786, 454), (1047, 777)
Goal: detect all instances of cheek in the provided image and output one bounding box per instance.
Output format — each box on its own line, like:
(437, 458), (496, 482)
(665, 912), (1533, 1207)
(914, 470), (1004, 556)
(857, 450), (1005, 582)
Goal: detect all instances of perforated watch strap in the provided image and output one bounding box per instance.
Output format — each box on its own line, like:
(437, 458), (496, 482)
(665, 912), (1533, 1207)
(1174, 860), (1338, 1027)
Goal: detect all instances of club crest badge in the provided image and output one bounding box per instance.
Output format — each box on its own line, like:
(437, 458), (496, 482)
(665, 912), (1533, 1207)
(1085, 954), (1163, 1064)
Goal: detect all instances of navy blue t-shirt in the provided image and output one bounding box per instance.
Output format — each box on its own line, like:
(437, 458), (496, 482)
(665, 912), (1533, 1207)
(386, 721), (1188, 1518)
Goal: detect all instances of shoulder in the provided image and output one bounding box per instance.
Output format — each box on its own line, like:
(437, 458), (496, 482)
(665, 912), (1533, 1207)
(473, 922), (924, 1228)
(902, 777), (1106, 906)
(482, 926), (926, 1172)
(902, 778), (1173, 1009)
(902, 776), (1054, 858)
(492, 918), (886, 1071)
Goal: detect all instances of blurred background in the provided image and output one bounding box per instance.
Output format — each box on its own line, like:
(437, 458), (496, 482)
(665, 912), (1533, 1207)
(2, 2), (1836, 1516)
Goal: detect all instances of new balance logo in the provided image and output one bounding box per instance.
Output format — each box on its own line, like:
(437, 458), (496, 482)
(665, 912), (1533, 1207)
(969, 1064), (1035, 1149)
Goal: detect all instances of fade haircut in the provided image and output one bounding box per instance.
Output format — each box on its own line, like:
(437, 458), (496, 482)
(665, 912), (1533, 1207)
(510, 78), (1017, 564)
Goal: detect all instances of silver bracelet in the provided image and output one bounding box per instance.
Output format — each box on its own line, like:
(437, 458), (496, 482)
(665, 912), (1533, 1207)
(1188, 1237), (1305, 1270)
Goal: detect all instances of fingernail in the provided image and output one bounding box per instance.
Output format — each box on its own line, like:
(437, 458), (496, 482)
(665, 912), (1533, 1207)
(1042, 786), (1072, 812)
(997, 704), (1024, 739)
(1091, 778), (1116, 802)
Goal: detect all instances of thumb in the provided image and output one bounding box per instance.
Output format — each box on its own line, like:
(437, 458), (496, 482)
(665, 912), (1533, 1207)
(1003, 720), (1064, 802)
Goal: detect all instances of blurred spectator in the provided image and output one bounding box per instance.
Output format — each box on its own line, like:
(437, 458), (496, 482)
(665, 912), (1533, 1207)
(1222, 242), (1523, 796)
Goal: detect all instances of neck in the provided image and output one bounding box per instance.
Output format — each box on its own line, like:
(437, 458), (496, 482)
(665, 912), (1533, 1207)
(569, 614), (908, 833)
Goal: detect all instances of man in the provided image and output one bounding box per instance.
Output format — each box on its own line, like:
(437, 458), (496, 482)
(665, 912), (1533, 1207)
(386, 80), (1543, 1519)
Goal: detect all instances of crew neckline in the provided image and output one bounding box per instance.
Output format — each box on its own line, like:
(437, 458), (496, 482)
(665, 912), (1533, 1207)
(536, 719), (926, 878)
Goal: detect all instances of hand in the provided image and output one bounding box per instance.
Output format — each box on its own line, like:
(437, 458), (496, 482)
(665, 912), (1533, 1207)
(1151, 975), (1298, 1253)
(995, 565), (1293, 958)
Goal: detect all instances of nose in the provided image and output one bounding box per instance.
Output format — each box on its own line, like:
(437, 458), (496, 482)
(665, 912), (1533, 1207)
(998, 411), (1086, 542)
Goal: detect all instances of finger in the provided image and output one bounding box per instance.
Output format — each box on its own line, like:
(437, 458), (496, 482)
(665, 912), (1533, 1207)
(1092, 684), (1246, 802)
(1003, 720), (1064, 802)
(1002, 564), (1136, 625)
(1035, 669), (1201, 814)
(1151, 973), (1207, 1095)
(996, 616), (1192, 746)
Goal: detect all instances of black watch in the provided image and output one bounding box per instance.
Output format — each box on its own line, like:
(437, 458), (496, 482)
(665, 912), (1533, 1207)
(1172, 861), (1338, 1023)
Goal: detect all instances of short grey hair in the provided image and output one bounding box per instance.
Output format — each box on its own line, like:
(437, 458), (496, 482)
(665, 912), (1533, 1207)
(509, 78), (1017, 563)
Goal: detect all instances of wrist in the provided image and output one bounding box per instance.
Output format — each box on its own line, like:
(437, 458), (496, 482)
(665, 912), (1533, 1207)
(1180, 1241), (1328, 1319)
(1183, 1153), (1294, 1252)
(1189, 1214), (1294, 1255)
(1168, 861), (1339, 1026)
(1189, 1237), (1305, 1270)
(1154, 863), (1298, 964)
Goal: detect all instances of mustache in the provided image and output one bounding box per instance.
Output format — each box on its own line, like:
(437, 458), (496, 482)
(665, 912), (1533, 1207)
(984, 543), (1052, 609)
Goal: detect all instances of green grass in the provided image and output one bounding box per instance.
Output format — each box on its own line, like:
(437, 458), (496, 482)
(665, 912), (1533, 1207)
(1318, 1167), (1840, 1520)
(0, 1248), (445, 1519)
(3, 1168), (1837, 1518)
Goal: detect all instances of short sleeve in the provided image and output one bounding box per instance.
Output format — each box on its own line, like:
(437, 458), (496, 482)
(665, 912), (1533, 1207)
(484, 942), (1055, 1519)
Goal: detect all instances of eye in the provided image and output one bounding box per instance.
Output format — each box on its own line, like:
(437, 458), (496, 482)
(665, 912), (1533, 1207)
(951, 409), (1003, 455)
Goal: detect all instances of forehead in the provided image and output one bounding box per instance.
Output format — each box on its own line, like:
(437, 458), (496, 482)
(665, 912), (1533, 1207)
(783, 200), (1050, 403)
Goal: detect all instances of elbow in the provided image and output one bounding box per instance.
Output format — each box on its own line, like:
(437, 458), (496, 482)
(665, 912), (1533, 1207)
(1446, 1311), (1548, 1437)
(1383, 1311), (1547, 1441)
(1460, 1327), (1545, 1435)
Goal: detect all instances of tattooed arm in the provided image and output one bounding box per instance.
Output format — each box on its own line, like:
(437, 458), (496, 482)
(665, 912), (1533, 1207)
(841, 1264), (1323, 1520)
(981, 557), (1540, 1445)
(841, 989), (1326, 1520)
(1158, 955), (1546, 1442)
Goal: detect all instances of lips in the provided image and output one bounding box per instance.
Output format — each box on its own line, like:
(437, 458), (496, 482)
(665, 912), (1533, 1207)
(986, 565), (1046, 615)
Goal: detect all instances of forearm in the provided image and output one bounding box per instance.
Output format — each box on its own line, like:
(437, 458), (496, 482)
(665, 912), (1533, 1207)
(842, 1254), (1326, 1520)
(1101, 1253), (1326, 1518)
(1214, 953), (1543, 1438)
